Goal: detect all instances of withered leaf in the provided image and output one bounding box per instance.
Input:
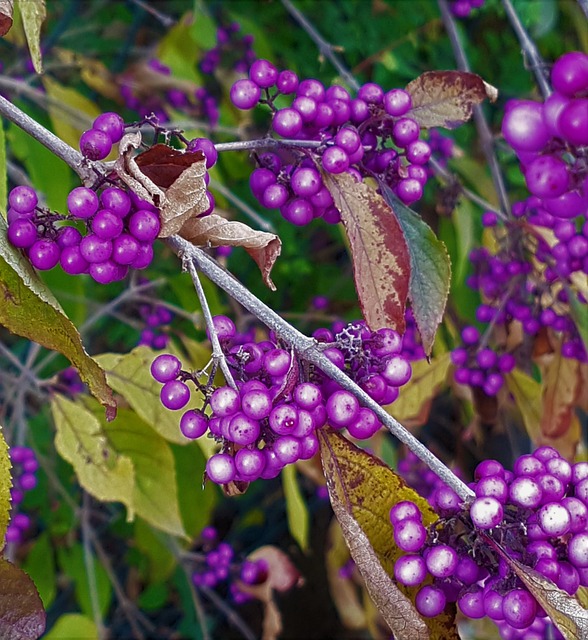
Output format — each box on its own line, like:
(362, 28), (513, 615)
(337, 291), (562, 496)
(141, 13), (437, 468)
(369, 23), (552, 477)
(114, 132), (165, 208)
(179, 214), (282, 290)
(322, 172), (410, 334)
(0, 0), (13, 36)
(406, 71), (498, 129)
(135, 143), (205, 189)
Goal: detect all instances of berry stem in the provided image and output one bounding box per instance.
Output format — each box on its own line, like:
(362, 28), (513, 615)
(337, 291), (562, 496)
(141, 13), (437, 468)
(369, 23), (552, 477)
(168, 234), (475, 502)
(181, 253), (238, 391)
(214, 138), (321, 152)
(501, 0), (552, 99)
(437, 0), (512, 217)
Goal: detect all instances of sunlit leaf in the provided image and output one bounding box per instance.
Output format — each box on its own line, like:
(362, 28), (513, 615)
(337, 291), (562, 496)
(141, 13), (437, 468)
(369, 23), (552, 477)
(282, 464), (309, 553)
(0, 556), (45, 640)
(95, 346), (191, 445)
(51, 394), (135, 516)
(387, 353), (452, 424)
(381, 186), (451, 355)
(15, 0), (45, 73)
(179, 214), (282, 290)
(0, 217), (116, 419)
(22, 532), (56, 609)
(323, 172), (410, 334)
(43, 614), (97, 640)
(540, 345), (581, 438)
(319, 428), (458, 639)
(0, 426), (11, 545)
(406, 70), (498, 129)
(505, 369), (542, 442)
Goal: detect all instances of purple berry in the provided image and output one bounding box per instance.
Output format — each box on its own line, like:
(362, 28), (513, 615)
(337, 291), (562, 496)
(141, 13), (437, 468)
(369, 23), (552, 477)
(160, 380), (190, 410)
(151, 354), (182, 382)
(79, 129), (112, 160)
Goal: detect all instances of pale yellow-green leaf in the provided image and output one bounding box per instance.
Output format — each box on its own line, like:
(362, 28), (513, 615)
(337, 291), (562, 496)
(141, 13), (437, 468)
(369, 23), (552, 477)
(0, 117), (6, 212)
(387, 352), (452, 423)
(16, 0), (45, 74)
(505, 369), (542, 443)
(42, 77), (100, 149)
(282, 464), (309, 553)
(0, 425), (12, 545)
(43, 614), (98, 640)
(51, 394), (135, 517)
(100, 408), (186, 538)
(95, 346), (193, 445)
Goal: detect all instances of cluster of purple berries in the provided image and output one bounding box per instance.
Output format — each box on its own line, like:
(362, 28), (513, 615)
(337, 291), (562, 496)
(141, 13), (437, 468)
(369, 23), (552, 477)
(451, 326), (516, 396)
(5, 447), (38, 545)
(150, 316), (413, 486)
(199, 22), (256, 77)
(230, 59), (433, 224)
(501, 52), (588, 220)
(191, 526), (268, 605)
(78, 111), (125, 161)
(399, 308), (427, 362)
(137, 299), (174, 350)
(450, 0), (485, 18)
(390, 448), (588, 638)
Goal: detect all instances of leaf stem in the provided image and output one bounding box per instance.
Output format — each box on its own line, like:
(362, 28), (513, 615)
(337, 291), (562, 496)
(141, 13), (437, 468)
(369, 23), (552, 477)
(500, 0), (552, 99)
(437, 0), (512, 217)
(167, 236), (475, 502)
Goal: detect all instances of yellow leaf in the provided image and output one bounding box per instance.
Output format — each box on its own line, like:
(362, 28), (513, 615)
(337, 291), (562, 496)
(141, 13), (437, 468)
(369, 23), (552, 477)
(51, 394), (135, 518)
(0, 426), (12, 545)
(505, 369), (542, 443)
(388, 353), (451, 424)
(540, 346), (581, 438)
(43, 613), (98, 640)
(15, 0), (45, 73)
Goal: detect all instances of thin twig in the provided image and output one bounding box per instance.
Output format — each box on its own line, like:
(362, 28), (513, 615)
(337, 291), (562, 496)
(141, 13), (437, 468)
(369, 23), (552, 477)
(200, 586), (258, 640)
(437, 0), (512, 217)
(215, 138), (321, 153)
(128, 0), (176, 27)
(167, 235), (475, 502)
(182, 255), (238, 390)
(280, 0), (359, 91)
(578, 0), (588, 19)
(501, 0), (552, 99)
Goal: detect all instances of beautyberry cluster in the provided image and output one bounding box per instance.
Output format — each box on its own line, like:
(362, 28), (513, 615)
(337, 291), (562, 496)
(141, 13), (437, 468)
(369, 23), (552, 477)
(450, 0), (485, 18)
(150, 316), (412, 486)
(451, 325), (516, 396)
(5, 447), (38, 545)
(78, 111), (125, 160)
(190, 526), (268, 605)
(502, 51), (588, 219)
(390, 448), (588, 639)
(231, 59), (433, 225)
(137, 297), (174, 350)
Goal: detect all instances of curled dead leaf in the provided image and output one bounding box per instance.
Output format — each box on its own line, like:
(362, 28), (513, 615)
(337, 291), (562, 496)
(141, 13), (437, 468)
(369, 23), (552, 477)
(179, 214), (282, 290)
(0, 0), (13, 36)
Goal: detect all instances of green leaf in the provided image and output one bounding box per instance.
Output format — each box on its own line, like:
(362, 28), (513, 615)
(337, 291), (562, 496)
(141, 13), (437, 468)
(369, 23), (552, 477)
(134, 518), (176, 583)
(0, 425), (11, 544)
(43, 614), (97, 640)
(0, 556), (46, 640)
(381, 186), (451, 356)
(51, 394), (135, 516)
(57, 543), (112, 618)
(101, 408), (186, 538)
(94, 346), (192, 444)
(0, 216), (116, 419)
(322, 172), (410, 334)
(171, 441), (217, 539)
(22, 532), (56, 608)
(282, 465), (309, 553)
(505, 369), (542, 442)
(189, 8), (217, 49)
(318, 428), (458, 639)
(0, 120), (6, 212)
(15, 0), (46, 74)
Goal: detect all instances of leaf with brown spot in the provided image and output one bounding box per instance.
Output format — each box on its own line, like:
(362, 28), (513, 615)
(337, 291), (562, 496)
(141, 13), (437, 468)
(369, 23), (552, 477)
(319, 428), (459, 640)
(540, 344), (581, 438)
(322, 172), (410, 334)
(179, 214), (281, 290)
(0, 557), (46, 640)
(0, 0), (13, 36)
(406, 71), (498, 129)
(482, 534), (588, 640)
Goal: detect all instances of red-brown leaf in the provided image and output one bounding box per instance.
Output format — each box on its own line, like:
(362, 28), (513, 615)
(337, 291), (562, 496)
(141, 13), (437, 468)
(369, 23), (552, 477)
(406, 71), (498, 129)
(322, 172), (410, 333)
(179, 214), (282, 290)
(0, 557), (45, 640)
(0, 0), (13, 36)
(135, 143), (205, 189)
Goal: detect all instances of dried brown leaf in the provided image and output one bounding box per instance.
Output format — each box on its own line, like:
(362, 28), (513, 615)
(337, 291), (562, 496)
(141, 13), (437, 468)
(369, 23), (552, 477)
(179, 214), (282, 290)
(406, 71), (498, 129)
(0, 0), (13, 36)
(322, 172), (410, 333)
(135, 143), (205, 189)
(0, 557), (45, 640)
